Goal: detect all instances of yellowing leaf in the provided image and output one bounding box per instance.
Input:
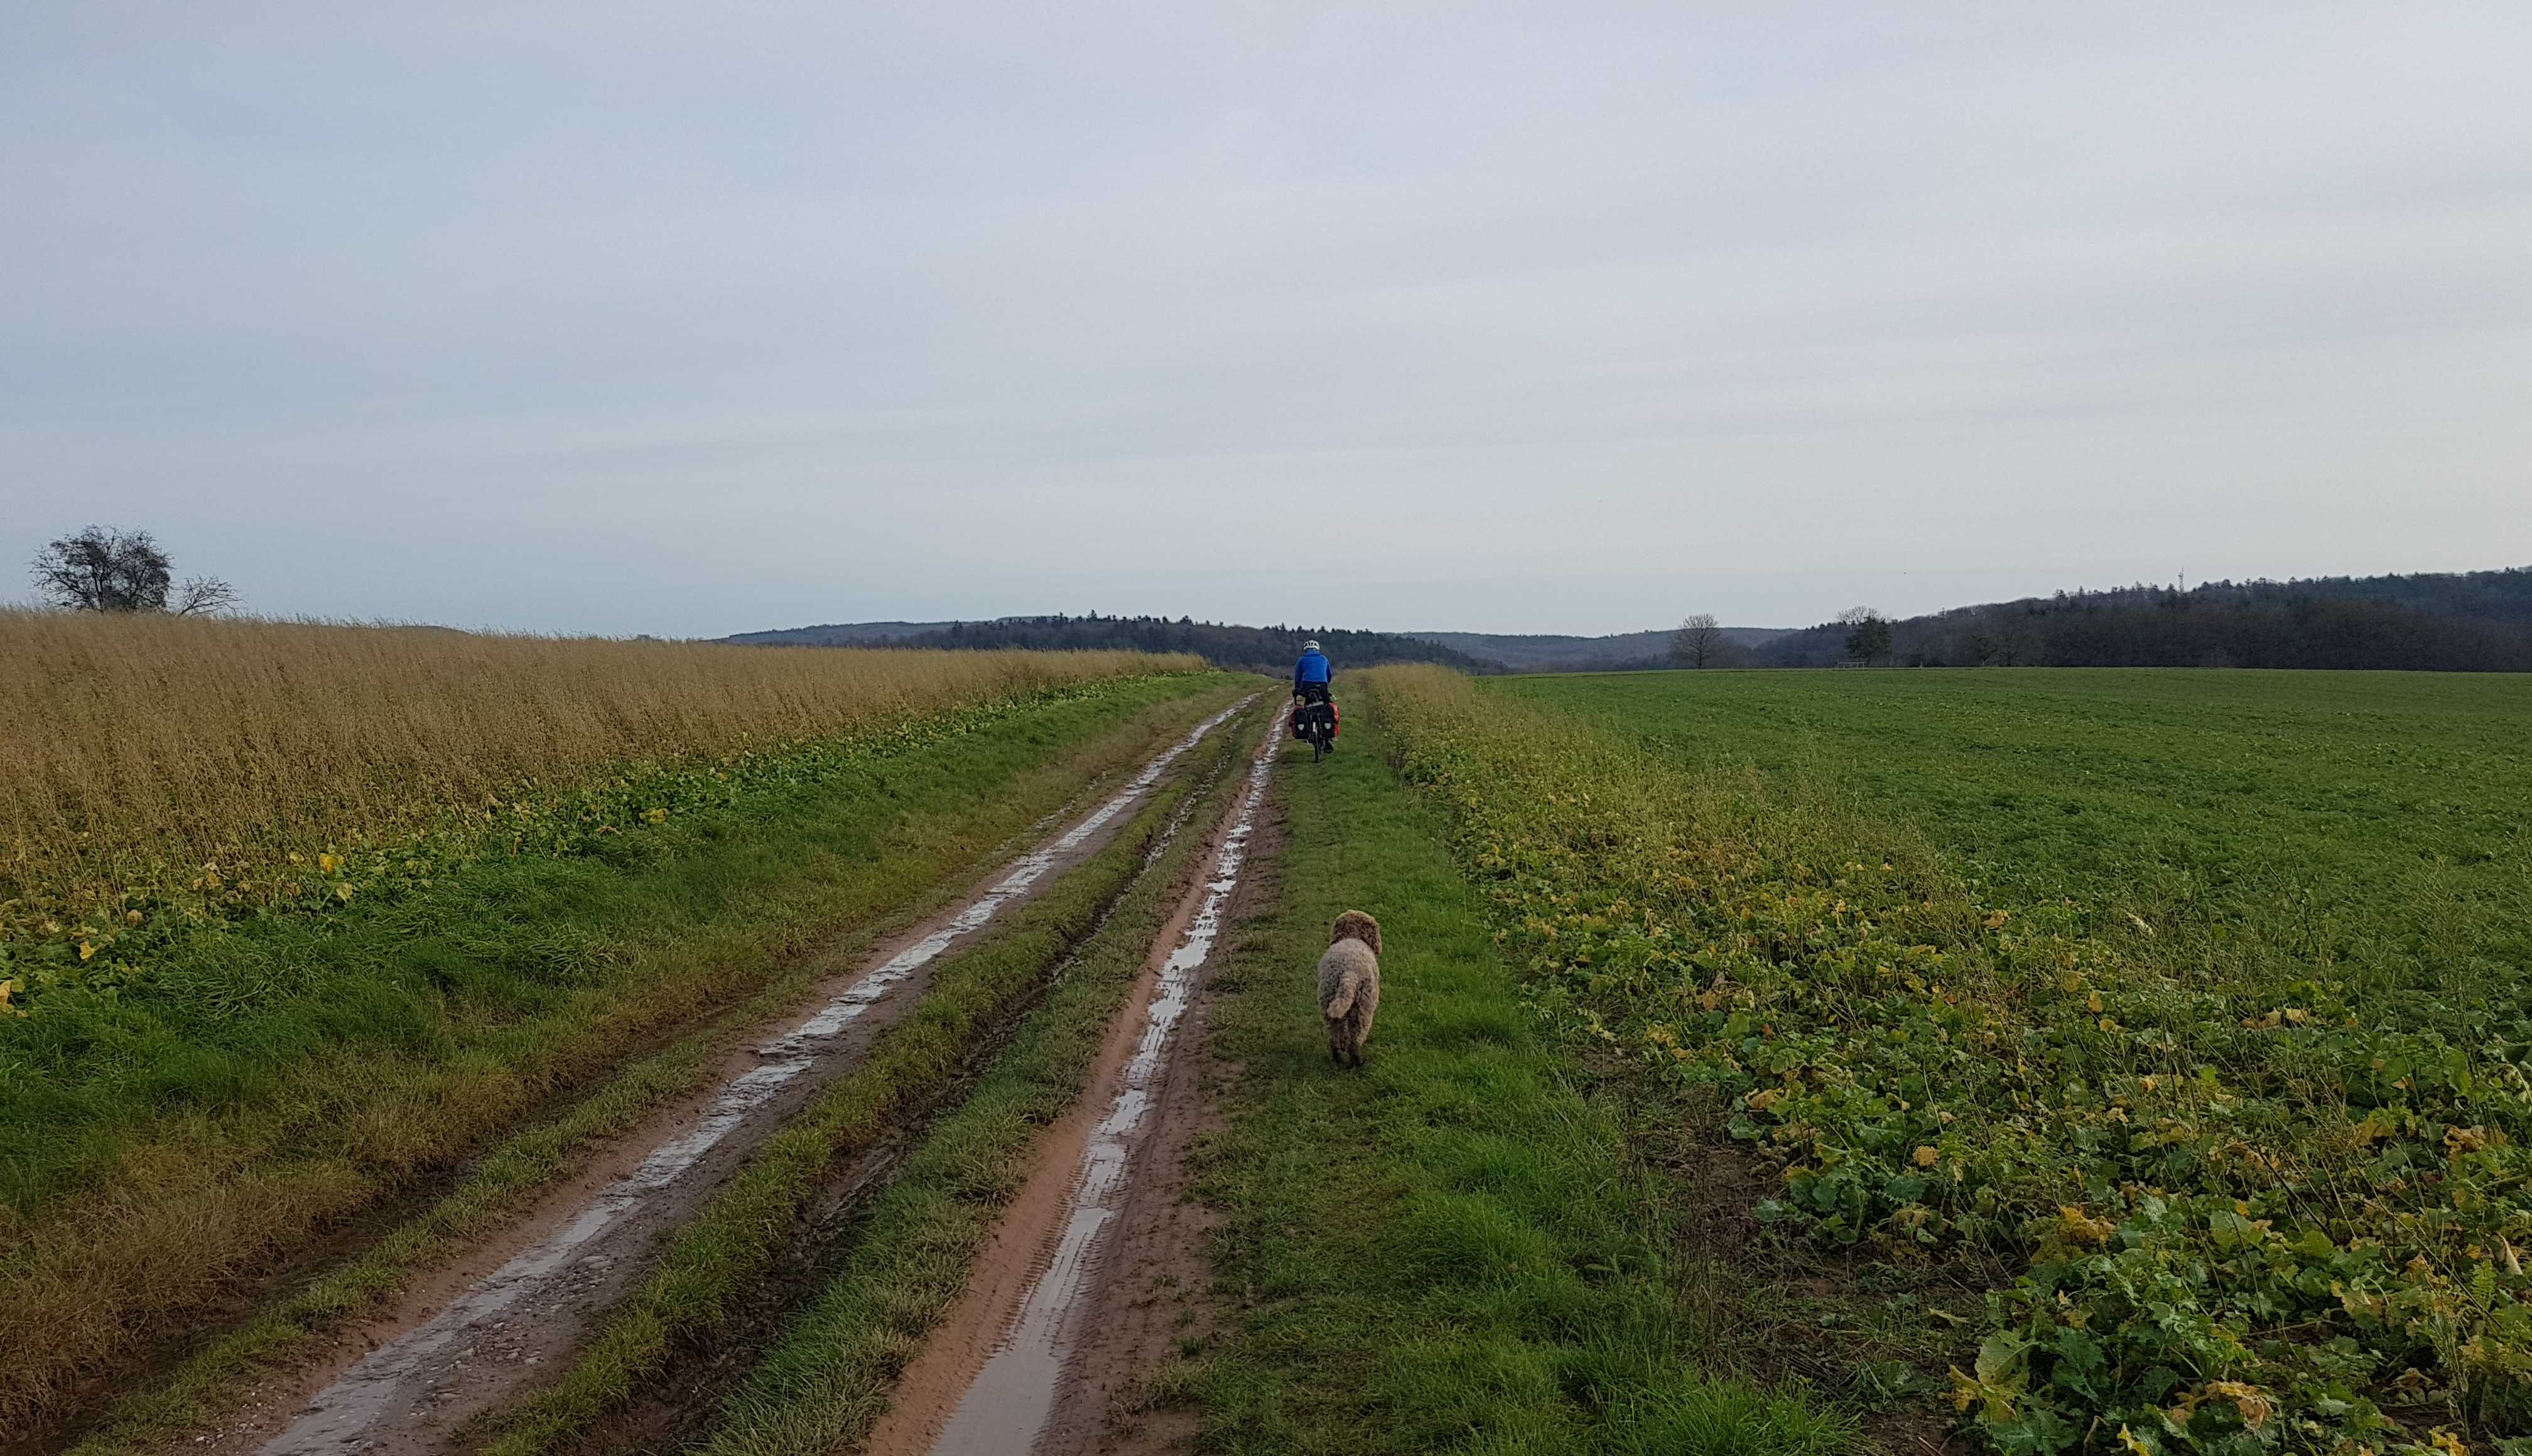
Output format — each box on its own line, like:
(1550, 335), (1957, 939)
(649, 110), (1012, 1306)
(2055, 1205), (2117, 1246)
(2202, 1381), (2272, 1430)
(1950, 1333), (2030, 1422)
(1914, 1145), (1940, 1167)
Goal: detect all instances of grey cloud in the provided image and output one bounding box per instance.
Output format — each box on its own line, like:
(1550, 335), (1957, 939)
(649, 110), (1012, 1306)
(5, 3), (2529, 635)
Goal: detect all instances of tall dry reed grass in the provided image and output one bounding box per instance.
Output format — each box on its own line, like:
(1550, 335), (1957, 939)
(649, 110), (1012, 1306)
(0, 609), (1193, 930)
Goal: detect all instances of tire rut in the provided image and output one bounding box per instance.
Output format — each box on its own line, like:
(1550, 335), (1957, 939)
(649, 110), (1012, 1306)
(868, 704), (1289, 1456)
(217, 698), (1255, 1456)
(536, 715), (1253, 1456)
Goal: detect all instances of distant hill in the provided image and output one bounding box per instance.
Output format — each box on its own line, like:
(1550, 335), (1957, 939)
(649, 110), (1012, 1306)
(721, 620), (956, 647)
(722, 614), (1496, 675)
(1750, 566), (2532, 672)
(1405, 627), (1790, 672)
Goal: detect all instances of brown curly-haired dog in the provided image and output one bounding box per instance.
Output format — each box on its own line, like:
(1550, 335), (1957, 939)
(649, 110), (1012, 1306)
(1316, 910), (1382, 1067)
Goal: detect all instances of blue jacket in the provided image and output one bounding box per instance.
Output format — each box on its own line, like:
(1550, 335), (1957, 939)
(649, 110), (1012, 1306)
(1293, 649), (1331, 690)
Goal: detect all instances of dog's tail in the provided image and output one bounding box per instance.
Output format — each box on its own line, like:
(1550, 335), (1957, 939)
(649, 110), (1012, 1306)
(1324, 967), (1364, 1021)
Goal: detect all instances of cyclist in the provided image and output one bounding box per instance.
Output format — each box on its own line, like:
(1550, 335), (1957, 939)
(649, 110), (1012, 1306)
(1292, 639), (1336, 756)
(1292, 639), (1331, 706)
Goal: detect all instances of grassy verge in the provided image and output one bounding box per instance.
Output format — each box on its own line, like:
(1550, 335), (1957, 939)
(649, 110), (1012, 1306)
(4, 675), (1243, 1435)
(666, 713), (1273, 1456)
(1162, 699), (1851, 1455)
(1369, 666), (2532, 1455)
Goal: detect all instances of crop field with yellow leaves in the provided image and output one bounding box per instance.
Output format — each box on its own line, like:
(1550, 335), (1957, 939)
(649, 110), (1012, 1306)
(0, 609), (1193, 1009)
(1363, 666), (2532, 1456)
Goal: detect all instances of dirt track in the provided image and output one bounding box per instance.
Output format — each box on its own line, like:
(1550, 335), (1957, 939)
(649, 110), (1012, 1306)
(187, 699), (1253, 1456)
(868, 706), (1287, 1456)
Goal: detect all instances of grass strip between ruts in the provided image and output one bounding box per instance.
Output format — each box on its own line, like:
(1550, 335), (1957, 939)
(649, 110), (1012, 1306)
(477, 701), (1266, 1456)
(53, 684), (1244, 1456)
(668, 711), (1272, 1456)
(1166, 701), (1853, 1455)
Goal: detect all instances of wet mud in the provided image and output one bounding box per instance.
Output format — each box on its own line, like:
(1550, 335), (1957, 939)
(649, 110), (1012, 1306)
(870, 707), (1287, 1456)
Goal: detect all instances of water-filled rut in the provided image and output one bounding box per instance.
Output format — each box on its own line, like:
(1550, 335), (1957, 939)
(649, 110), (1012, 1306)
(872, 703), (1287, 1456)
(241, 699), (1255, 1456)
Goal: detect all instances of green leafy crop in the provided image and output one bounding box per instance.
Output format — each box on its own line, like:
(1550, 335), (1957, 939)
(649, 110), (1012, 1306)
(1365, 666), (2532, 1456)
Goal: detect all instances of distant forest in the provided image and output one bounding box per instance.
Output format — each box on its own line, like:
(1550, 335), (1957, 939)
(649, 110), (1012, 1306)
(722, 567), (2532, 676)
(876, 615), (1496, 675)
(1750, 567), (2532, 672)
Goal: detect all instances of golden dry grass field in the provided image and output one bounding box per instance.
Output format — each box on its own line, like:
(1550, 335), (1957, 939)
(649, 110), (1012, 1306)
(0, 608), (1188, 973)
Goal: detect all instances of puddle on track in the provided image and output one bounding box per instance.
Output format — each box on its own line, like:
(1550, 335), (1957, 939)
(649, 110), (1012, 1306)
(254, 698), (1255, 1456)
(924, 705), (1285, 1456)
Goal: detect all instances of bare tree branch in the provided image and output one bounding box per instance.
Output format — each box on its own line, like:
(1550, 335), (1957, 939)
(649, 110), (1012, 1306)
(173, 576), (241, 615)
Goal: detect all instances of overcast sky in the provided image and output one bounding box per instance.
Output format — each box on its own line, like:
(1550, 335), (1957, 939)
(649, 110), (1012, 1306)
(5, 4), (2528, 636)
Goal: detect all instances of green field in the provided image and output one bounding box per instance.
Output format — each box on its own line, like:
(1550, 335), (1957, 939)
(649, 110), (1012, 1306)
(1504, 669), (2532, 1033)
(1366, 666), (2532, 1456)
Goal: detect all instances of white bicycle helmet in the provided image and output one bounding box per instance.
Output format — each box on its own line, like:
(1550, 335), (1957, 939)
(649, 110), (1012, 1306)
(1303, 639), (1321, 651)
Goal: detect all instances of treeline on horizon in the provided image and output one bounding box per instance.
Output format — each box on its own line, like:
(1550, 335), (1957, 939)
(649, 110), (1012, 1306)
(888, 613), (1498, 676)
(1750, 566), (2532, 671)
(731, 566), (2532, 676)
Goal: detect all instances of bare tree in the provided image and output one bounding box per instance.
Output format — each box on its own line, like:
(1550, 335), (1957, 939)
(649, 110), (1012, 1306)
(1836, 606), (1892, 665)
(1670, 612), (1724, 669)
(30, 526), (237, 614)
(173, 574), (241, 615)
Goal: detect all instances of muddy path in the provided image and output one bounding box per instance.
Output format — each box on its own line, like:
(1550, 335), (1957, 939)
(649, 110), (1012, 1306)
(191, 698), (1257, 1456)
(549, 729), (1258, 1456)
(867, 709), (1289, 1456)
